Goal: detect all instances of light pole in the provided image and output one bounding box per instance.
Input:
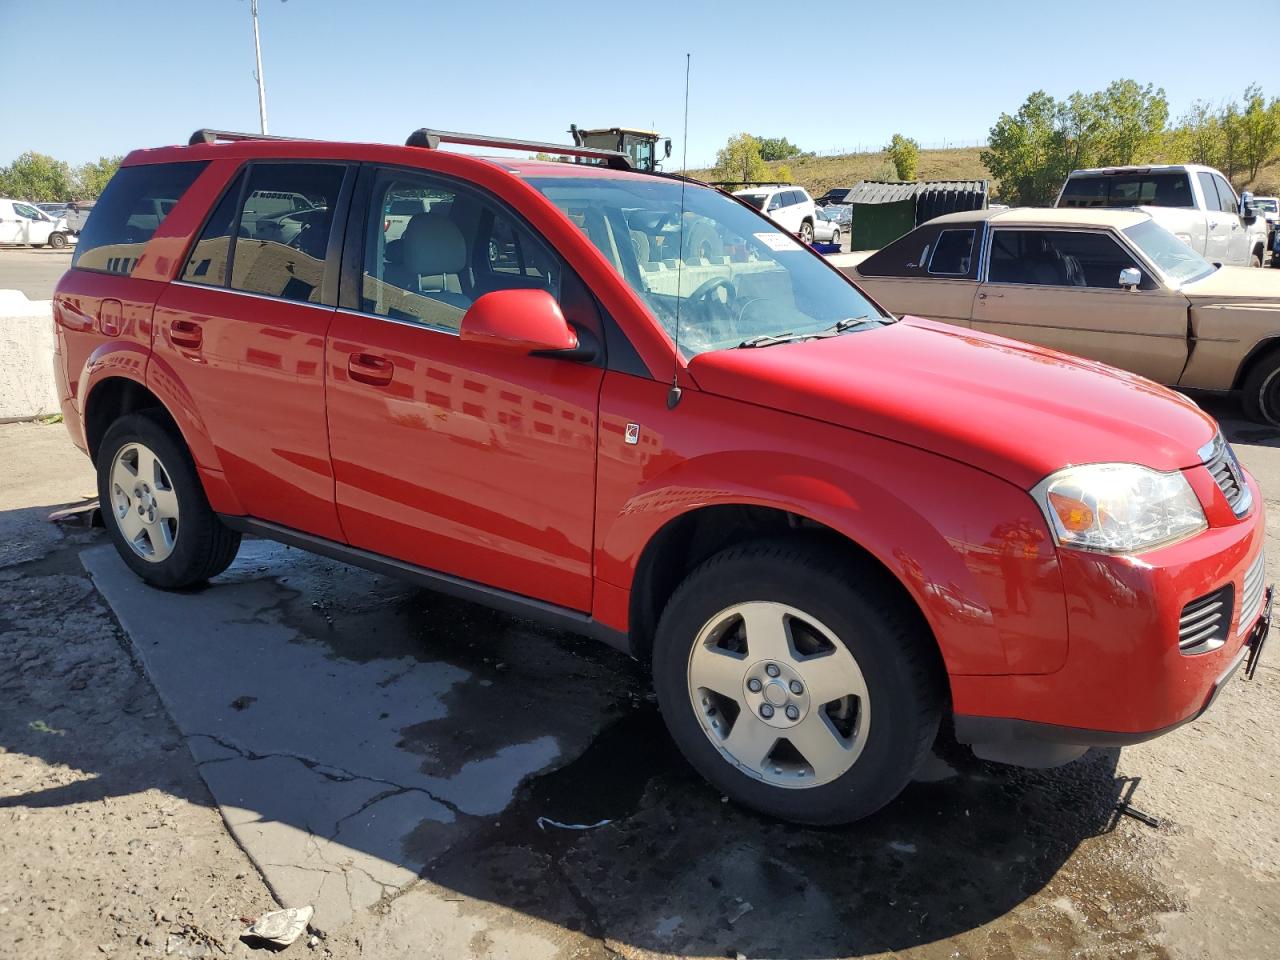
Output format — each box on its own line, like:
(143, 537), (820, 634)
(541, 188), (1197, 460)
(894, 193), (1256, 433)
(250, 0), (268, 134)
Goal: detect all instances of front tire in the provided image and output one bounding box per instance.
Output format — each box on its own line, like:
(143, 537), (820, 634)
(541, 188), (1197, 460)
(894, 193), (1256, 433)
(831, 228), (841, 246)
(98, 411), (241, 588)
(652, 540), (943, 824)
(48, 232), (68, 250)
(1251, 250), (1263, 268)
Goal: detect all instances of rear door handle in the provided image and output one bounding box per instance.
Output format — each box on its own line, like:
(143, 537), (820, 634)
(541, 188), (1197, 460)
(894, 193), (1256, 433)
(978, 292), (1003, 300)
(170, 318), (203, 349)
(348, 352), (394, 386)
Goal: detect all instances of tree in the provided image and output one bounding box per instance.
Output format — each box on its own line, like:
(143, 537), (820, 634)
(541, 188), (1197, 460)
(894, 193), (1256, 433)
(755, 136), (802, 161)
(1095, 80), (1168, 166)
(0, 152), (74, 201)
(774, 163), (793, 184)
(1239, 84), (1280, 181)
(715, 133), (769, 182)
(74, 155), (123, 199)
(1176, 99), (1224, 168)
(884, 134), (919, 180)
(981, 91), (1073, 205)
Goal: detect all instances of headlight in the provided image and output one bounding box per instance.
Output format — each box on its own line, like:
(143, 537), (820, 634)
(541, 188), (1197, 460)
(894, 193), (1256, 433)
(1031, 463), (1206, 554)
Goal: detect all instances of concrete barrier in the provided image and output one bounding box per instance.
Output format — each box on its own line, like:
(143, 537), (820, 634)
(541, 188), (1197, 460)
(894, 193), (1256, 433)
(0, 289), (59, 422)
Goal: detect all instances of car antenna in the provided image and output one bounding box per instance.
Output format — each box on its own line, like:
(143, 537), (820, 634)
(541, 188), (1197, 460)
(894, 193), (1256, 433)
(668, 52), (691, 411)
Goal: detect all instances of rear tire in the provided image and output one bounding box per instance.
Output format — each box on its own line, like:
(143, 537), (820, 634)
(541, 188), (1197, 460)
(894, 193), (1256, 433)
(1241, 352), (1280, 426)
(799, 220), (814, 244)
(98, 411), (241, 588)
(652, 539), (943, 825)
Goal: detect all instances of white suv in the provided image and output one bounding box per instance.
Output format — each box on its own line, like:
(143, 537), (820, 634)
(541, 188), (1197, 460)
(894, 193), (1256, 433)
(732, 185), (818, 243)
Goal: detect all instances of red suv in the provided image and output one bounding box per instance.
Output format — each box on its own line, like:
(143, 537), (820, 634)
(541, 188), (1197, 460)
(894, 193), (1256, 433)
(54, 128), (1270, 824)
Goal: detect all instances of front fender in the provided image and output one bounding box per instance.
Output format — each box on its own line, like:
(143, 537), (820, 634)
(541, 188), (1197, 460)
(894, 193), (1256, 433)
(598, 436), (1068, 677)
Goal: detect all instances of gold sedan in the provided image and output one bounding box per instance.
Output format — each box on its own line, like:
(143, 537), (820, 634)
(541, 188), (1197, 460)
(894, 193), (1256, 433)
(832, 208), (1280, 424)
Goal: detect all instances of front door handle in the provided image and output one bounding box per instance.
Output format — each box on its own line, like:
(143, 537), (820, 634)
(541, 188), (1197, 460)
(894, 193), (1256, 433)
(348, 352), (394, 386)
(170, 318), (203, 349)
(977, 292), (1003, 300)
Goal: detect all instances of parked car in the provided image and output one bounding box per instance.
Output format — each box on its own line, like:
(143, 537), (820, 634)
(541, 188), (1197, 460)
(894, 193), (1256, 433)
(37, 202), (71, 218)
(55, 130), (1270, 825)
(64, 200), (96, 234)
(1057, 164), (1268, 268)
(1255, 196), (1280, 267)
(813, 205), (844, 245)
(732, 184), (818, 243)
(0, 198), (74, 248)
(838, 207), (1280, 423)
(814, 187), (853, 207)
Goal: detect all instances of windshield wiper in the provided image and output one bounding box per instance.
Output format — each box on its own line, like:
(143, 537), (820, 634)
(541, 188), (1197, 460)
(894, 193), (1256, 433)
(824, 315), (880, 334)
(738, 331), (805, 348)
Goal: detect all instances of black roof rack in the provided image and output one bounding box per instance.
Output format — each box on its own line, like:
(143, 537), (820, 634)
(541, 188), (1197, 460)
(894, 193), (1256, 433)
(708, 180), (791, 189)
(188, 129), (311, 146)
(406, 128), (632, 170)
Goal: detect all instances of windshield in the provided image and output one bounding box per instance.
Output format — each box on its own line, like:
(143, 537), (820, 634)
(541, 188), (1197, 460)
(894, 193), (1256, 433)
(1254, 198), (1278, 213)
(528, 176), (885, 356)
(1123, 219), (1216, 285)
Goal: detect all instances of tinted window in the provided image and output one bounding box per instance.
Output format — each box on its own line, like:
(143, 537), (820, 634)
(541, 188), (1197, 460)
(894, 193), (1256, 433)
(14, 202), (44, 220)
(927, 229), (976, 276)
(180, 171), (244, 287)
(1197, 172), (1227, 213)
(988, 230), (1140, 287)
(1214, 176), (1238, 214)
(1060, 172), (1193, 209)
(787, 190), (803, 206)
(230, 163), (345, 304)
(72, 161), (207, 274)
(361, 170), (559, 333)
(856, 224), (945, 278)
(738, 194), (766, 211)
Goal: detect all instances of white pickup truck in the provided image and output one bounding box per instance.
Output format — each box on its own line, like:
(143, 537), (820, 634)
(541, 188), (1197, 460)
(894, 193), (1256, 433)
(1056, 164), (1268, 268)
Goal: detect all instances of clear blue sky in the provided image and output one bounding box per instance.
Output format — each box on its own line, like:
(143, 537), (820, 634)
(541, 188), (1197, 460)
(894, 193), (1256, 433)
(0, 0), (1269, 170)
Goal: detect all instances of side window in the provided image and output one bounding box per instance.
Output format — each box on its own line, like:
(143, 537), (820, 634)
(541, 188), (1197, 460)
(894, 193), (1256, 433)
(766, 193), (782, 211)
(230, 163), (346, 304)
(927, 229), (976, 276)
(72, 161), (208, 275)
(856, 225), (945, 278)
(988, 230), (1139, 287)
(1198, 172), (1225, 212)
(361, 170), (560, 333)
(1214, 176), (1239, 215)
(180, 171), (244, 286)
(13, 202), (42, 220)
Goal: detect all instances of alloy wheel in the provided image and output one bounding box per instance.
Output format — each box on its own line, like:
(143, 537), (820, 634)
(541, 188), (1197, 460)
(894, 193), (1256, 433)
(686, 601), (870, 788)
(110, 442), (180, 562)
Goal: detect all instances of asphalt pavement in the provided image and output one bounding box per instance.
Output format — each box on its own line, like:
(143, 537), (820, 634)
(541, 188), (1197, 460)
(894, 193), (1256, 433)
(0, 246), (73, 299)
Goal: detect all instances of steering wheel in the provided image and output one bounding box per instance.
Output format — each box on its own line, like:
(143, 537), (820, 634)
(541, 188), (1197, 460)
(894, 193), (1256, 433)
(688, 276), (736, 308)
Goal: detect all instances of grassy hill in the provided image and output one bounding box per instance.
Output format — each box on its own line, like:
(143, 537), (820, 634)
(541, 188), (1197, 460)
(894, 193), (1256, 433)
(688, 146), (990, 197)
(688, 145), (1280, 200)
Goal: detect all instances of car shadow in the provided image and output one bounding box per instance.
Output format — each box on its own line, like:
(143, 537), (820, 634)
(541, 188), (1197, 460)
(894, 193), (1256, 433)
(0, 512), (1151, 957)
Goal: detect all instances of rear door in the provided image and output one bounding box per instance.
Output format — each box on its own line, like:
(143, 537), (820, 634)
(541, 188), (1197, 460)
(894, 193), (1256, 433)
(971, 227), (1189, 383)
(152, 160), (353, 540)
(324, 165), (605, 610)
(852, 222), (982, 326)
(1212, 174), (1249, 265)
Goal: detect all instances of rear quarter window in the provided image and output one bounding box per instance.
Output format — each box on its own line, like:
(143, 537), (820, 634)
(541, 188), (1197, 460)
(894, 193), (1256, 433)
(72, 161), (208, 275)
(857, 224), (948, 278)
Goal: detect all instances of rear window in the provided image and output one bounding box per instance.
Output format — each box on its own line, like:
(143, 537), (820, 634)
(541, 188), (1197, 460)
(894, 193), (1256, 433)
(738, 193), (766, 210)
(72, 161), (208, 275)
(1059, 172), (1193, 209)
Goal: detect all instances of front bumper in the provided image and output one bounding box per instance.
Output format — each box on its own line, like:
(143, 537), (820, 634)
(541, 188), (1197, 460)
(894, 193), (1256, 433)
(952, 468), (1268, 766)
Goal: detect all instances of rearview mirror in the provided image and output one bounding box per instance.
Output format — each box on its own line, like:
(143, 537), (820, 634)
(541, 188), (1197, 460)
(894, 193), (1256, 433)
(1119, 267), (1141, 289)
(459, 288), (582, 357)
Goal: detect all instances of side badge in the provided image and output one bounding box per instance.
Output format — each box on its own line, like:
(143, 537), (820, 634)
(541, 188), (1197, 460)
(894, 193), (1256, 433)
(625, 423), (640, 445)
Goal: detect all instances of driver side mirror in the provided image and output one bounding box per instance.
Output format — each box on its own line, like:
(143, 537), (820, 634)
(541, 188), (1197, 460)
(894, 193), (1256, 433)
(1118, 267), (1142, 289)
(459, 288), (587, 359)
(663, 139), (672, 159)
(1241, 191), (1258, 223)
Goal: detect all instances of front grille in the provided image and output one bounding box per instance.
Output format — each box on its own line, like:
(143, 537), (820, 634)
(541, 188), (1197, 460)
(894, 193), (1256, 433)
(1240, 551), (1267, 633)
(1202, 434), (1253, 517)
(1179, 586), (1233, 654)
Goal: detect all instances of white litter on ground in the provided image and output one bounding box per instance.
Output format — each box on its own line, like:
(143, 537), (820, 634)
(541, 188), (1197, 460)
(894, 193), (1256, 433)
(243, 905), (314, 947)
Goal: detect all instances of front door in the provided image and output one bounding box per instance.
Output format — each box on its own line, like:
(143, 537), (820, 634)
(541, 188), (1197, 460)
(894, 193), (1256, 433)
(1198, 172), (1236, 265)
(972, 227), (1189, 384)
(325, 167), (604, 611)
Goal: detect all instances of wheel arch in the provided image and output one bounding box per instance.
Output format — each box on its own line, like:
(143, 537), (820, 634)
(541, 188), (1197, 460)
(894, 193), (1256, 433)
(1231, 334), (1280, 391)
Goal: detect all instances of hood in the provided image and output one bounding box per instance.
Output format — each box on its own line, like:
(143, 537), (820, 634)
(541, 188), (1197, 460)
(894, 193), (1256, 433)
(687, 317), (1216, 490)
(1182, 265), (1280, 305)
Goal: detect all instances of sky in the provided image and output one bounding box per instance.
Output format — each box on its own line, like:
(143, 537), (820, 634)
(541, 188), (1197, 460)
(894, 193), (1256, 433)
(0, 0), (1271, 171)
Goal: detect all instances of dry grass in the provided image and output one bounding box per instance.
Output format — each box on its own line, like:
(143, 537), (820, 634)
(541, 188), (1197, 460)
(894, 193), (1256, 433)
(688, 146), (1280, 200)
(688, 147), (990, 196)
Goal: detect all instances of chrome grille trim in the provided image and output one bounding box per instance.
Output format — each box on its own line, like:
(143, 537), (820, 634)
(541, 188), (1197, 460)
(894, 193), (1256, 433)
(1179, 586), (1233, 654)
(1240, 551), (1267, 635)
(1201, 433), (1253, 518)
